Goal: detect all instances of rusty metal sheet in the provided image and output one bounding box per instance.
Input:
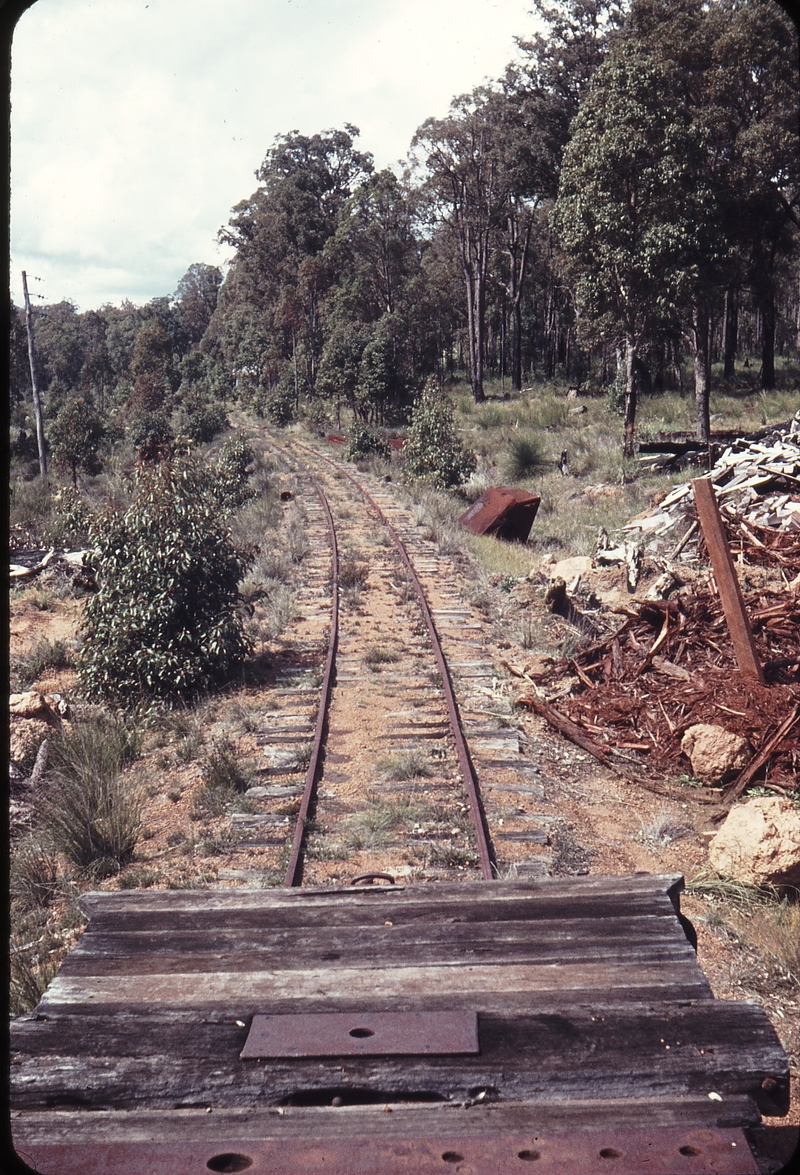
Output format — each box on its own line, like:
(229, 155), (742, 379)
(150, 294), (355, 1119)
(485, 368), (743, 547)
(15, 1126), (759, 1174)
(459, 486), (541, 542)
(240, 1010), (479, 1058)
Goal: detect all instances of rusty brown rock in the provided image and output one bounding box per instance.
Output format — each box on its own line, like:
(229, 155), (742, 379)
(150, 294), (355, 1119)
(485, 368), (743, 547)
(708, 797), (800, 887)
(680, 723), (752, 783)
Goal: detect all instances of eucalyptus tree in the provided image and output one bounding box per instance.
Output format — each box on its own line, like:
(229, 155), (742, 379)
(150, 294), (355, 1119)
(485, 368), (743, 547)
(617, 0), (798, 417)
(216, 126), (373, 397)
(33, 301), (85, 391)
(172, 263), (223, 352)
(412, 87), (544, 401)
(554, 37), (707, 454)
(503, 0), (624, 383)
(714, 0), (799, 388)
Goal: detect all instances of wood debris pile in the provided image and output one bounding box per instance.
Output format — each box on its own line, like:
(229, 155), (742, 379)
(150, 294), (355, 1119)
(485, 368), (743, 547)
(626, 426), (800, 560)
(517, 584), (799, 797)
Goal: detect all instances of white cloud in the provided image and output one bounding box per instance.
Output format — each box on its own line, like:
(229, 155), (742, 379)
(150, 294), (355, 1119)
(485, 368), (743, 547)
(11, 0), (537, 310)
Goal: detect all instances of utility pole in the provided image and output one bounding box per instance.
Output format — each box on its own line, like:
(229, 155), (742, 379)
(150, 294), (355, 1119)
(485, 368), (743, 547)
(21, 270), (47, 480)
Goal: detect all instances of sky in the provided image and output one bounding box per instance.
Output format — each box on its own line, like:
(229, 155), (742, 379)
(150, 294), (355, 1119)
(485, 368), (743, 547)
(10, 0), (540, 312)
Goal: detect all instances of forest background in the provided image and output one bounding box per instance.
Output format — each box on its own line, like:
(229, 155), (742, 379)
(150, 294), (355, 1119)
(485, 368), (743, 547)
(8, 0), (799, 475)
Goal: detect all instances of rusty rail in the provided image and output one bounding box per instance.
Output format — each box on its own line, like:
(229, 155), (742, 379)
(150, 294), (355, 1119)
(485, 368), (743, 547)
(296, 441), (496, 881)
(282, 479), (339, 887)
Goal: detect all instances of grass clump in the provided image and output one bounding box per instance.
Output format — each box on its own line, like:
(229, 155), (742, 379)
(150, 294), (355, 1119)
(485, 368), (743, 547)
(503, 434), (547, 482)
(41, 716), (144, 869)
(14, 637), (74, 688)
(339, 558), (370, 589)
(688, 871), (800, 994)
(377, 748), (432, 781)
(364, 645), (400, 668)
(200, 739), (252, 793)
(191, 738), (253, 819)
(636, 807), (692, 850)
(10, 835), (61, 909)
(343, 796), (424, 850)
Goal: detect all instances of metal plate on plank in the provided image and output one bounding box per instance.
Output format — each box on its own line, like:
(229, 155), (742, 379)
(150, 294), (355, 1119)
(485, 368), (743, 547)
(15, 1126), (758, 1175)
(240, 1010), (479, 1058)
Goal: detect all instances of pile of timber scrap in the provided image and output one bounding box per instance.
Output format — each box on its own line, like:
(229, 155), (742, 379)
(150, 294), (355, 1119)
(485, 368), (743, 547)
(516, 585), (799, 797)
(626, 428), (800, 562)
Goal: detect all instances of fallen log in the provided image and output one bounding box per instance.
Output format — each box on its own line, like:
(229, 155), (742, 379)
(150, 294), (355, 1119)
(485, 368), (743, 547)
(9, 548), (56, 579)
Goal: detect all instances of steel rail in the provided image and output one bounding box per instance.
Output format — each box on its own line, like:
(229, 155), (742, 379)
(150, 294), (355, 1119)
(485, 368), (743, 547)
(282, 478), (339, 887)
(295, 440), (496, 881)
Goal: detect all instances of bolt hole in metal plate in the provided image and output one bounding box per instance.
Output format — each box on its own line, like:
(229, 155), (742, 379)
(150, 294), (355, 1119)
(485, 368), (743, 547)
(240, 1011), (479, 1058)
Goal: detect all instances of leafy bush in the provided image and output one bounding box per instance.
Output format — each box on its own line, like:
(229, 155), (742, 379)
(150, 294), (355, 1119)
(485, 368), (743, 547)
(127, 410), (174, 460)
(255, 380), (296, 426)
(78, 453), (254, 703)
(50, 484), (93, 546)
(41, 717), (144, 868)
(344, 422), (390, 462)
(212, 434), (256, 513)
(403, 378), (476, 488)
(182, 399), (228, 443)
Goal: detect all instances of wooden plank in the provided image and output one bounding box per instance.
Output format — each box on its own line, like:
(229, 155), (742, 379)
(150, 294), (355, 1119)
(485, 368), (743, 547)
(57, 916), (692, 976)
(10, 1096), (765, 1145)
(10, 1004), (786, 1114)
(38, 958), (713, 1010)
(77, 892), (687, 935)
(76, 874), (685, 916)
(691, 478), (764, 682)
(57, 939), (698, 979)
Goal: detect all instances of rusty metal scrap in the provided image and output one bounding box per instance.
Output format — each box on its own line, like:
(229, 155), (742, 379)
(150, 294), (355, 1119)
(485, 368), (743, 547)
(459, 486), (541, 542)
(18, 1126), (760, 1175)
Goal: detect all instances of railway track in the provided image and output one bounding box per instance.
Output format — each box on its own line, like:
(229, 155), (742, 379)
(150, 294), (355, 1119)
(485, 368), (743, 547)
(224, 433), (557, 889)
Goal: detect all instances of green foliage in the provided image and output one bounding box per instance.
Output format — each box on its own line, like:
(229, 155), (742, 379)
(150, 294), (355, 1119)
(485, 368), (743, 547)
(78, 453), (254, 704)
(41, 716), (144, 869)
(180, 395), (228, 443)
(48, 394), (105, 485)
(403, 378), (476, 488)
(344, 422), (390, 462)
(127, 410), (174, 460)
(255, 379), (296, 426)
(212, 434), (256, 513)
(51, 484), (93, 546)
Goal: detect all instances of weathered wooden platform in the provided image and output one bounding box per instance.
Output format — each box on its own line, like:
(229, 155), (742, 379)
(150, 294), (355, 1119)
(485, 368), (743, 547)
(10, 875), (789, 1174)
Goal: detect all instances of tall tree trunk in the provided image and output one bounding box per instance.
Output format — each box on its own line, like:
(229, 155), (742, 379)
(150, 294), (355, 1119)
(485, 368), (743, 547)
(464, 264), (485, 402)
(669, 336), (684, 396)
(760, 291), (776, 389)
(689, 302), (711, 443)
(722, 287), (738, 379)
(623, 335), (637, 459)
(21, 270), (47, 481)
